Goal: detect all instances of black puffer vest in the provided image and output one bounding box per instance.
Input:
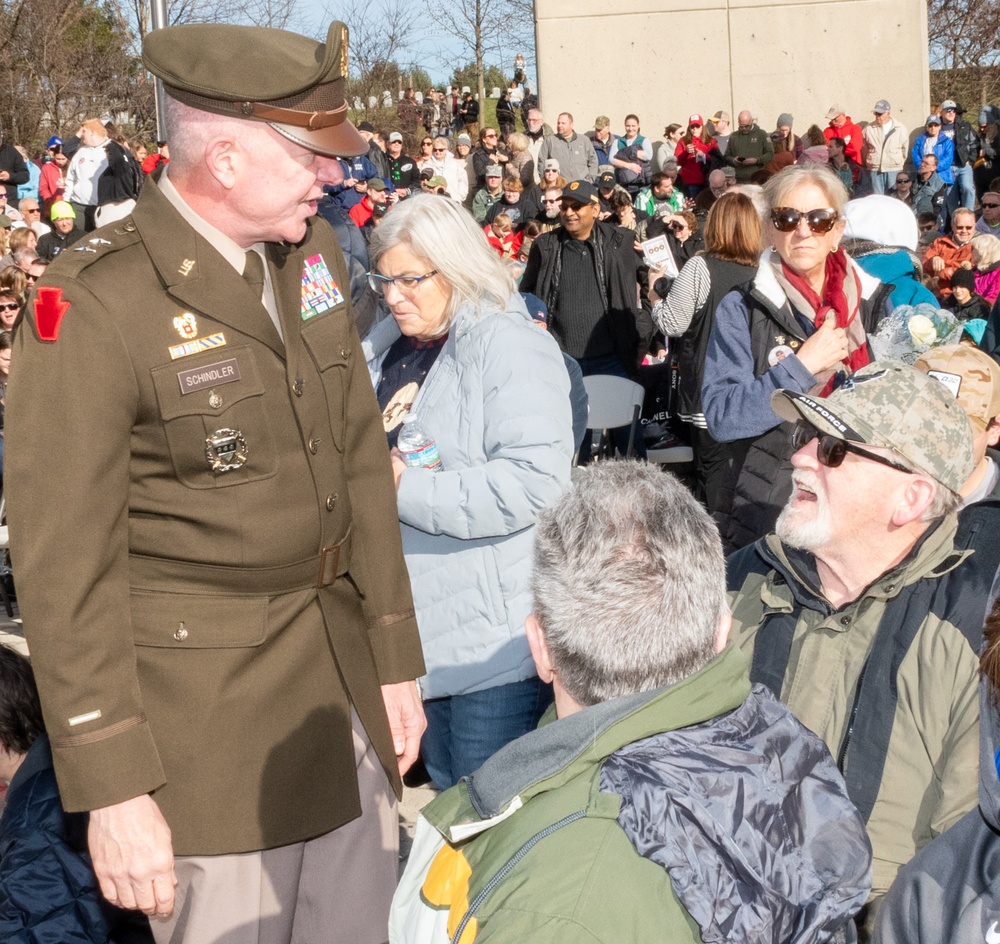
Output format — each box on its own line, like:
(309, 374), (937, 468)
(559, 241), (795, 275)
(725, 278), (891, 554)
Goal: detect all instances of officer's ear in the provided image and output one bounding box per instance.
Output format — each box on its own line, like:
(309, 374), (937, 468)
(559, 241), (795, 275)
(204, 136), (241, 191)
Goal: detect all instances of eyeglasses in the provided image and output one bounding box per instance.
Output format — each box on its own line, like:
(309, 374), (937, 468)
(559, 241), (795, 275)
(432, 147), (447, 153)
(366, 270), (438, 295)
(770, 207), (839, 234)
(22, 207), (40, 214)
(791, 422), (914, 474)
(543, 197), (562, 203)
(954, 224), (975, 231)
(0, 302), (19, 312)
(984, 202), (1000, 209)
(484, 132), (497, 138)
(421, 140), (432, 145)
(895, 177), (911, 184)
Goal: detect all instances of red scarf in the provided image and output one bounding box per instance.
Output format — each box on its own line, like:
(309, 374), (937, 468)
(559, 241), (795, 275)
(780, 248), (869, 395)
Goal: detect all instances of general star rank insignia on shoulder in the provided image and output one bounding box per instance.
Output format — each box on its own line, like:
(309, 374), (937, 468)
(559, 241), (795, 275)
(301, 253), (344, 321)
(34, 287), (70, 342)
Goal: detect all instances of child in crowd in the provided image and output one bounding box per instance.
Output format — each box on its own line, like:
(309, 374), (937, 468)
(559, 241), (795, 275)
(484, 212), (522, 259)
(947, 266), (990, 321)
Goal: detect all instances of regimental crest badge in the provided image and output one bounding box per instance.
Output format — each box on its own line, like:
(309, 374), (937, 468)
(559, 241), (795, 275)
(173, 312), (198, 339)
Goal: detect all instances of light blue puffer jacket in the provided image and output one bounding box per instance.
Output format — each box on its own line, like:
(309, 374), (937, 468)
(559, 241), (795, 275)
(364, 293), (574, 699)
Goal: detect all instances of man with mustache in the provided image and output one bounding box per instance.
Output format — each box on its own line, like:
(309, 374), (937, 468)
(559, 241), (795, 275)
(726, 361), (987, 937)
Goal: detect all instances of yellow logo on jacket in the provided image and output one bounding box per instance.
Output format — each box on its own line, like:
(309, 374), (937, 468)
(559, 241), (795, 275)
(420, 844), (478, 943)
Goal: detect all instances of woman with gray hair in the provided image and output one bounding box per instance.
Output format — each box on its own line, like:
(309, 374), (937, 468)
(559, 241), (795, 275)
(701, 164), (891, 551)
(363, 195), (574, 789)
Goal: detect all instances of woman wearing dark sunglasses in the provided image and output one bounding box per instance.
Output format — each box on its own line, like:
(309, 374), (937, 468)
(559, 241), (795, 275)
(701, 164), (892, 553)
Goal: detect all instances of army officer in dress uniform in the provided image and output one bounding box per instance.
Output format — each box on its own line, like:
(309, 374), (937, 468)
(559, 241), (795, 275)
(4, 21), (425, 944)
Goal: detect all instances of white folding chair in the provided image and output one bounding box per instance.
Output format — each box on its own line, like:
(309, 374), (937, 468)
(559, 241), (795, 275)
(580, 374), (645, 462)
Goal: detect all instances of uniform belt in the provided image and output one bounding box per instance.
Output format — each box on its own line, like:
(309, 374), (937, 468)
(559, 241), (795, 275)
(128, 529), (351, 595)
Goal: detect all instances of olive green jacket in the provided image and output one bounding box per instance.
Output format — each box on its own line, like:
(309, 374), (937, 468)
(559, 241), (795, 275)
(5, 177), (424, 855)
(727, 515), (980, 897)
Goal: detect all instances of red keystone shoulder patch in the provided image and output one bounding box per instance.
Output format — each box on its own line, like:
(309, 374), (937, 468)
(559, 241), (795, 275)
(34, 287), (71, 342)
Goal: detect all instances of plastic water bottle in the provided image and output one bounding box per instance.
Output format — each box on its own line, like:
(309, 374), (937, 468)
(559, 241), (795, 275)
(397, 421), (442, 472)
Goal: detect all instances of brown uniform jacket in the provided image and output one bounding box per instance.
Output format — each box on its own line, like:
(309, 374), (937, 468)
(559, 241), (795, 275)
(5, 177), (424, 855)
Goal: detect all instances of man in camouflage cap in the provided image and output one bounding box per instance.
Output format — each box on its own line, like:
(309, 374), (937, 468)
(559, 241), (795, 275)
(915, 344), (1000, 593)
(725, 360), (987, 934)
(6, 19), (425, 943)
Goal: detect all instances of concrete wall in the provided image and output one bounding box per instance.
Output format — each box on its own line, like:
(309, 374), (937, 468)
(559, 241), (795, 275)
(534, 0), (929, 166)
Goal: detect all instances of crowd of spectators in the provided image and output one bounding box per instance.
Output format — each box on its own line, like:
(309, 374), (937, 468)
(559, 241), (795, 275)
(8, 86), (1000, 944)
(319, 91), (1000, 943)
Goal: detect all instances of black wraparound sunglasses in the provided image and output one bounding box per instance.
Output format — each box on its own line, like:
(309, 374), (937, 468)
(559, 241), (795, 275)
(790, 422), (914, 474)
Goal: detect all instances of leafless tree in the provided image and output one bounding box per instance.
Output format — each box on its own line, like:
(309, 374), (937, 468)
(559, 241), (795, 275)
(928, 0), (1000, 106)
(421, 0), (532, 108)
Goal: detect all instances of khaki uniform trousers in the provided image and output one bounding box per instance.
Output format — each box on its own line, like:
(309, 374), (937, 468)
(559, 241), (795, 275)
(150, 711), (397, 944)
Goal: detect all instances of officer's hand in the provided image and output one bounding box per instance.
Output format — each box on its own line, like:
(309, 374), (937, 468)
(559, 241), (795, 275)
(381, 680), (426, 775)
(89, 794), (176, 917)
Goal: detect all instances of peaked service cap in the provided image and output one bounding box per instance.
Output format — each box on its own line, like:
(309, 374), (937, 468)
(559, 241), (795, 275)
(142, 21), (366, 158)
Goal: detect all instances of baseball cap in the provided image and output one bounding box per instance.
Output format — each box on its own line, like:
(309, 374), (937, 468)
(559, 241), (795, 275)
(46, 136), (63, 149)
(712, 110), (730, 122)
(914, 345), (1000, 432)
(941, 99), (958, 111)
(561, 179), (599, 205)
(825, 105), (846, 120)
(521, 292), (548, 324)
(50, 200), (76, 221)
(598, 171), (615, 187)
(771, 360), (975, 492)
(142, 21), (366, 158)
(427, 175), (447, 189)
(388, 131), (403, 143)
(368, 178), (387, 191)
(594, 116), (610, 130)
(544, 159), (560, 172)
(357, 121), (375, 133)
(688, 114), (704, 126)
(873, 99), (891, 114)
(926, 114), (942, 126)
(485, 164), (503, 177)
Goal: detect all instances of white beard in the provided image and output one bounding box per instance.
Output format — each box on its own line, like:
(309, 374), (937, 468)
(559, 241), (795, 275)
(776, 471), (833, 551)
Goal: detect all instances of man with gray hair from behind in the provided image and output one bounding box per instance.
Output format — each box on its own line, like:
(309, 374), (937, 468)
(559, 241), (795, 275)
(390, 462), (871, 944)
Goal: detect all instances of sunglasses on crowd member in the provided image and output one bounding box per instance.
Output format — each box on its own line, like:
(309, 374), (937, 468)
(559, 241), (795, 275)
(0, 302), (19, 312)
(770, 207), (839, 234)
(983, 201), (1000, 209)
(790, 422), (914, 474)
(895, 176), (911, 184)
